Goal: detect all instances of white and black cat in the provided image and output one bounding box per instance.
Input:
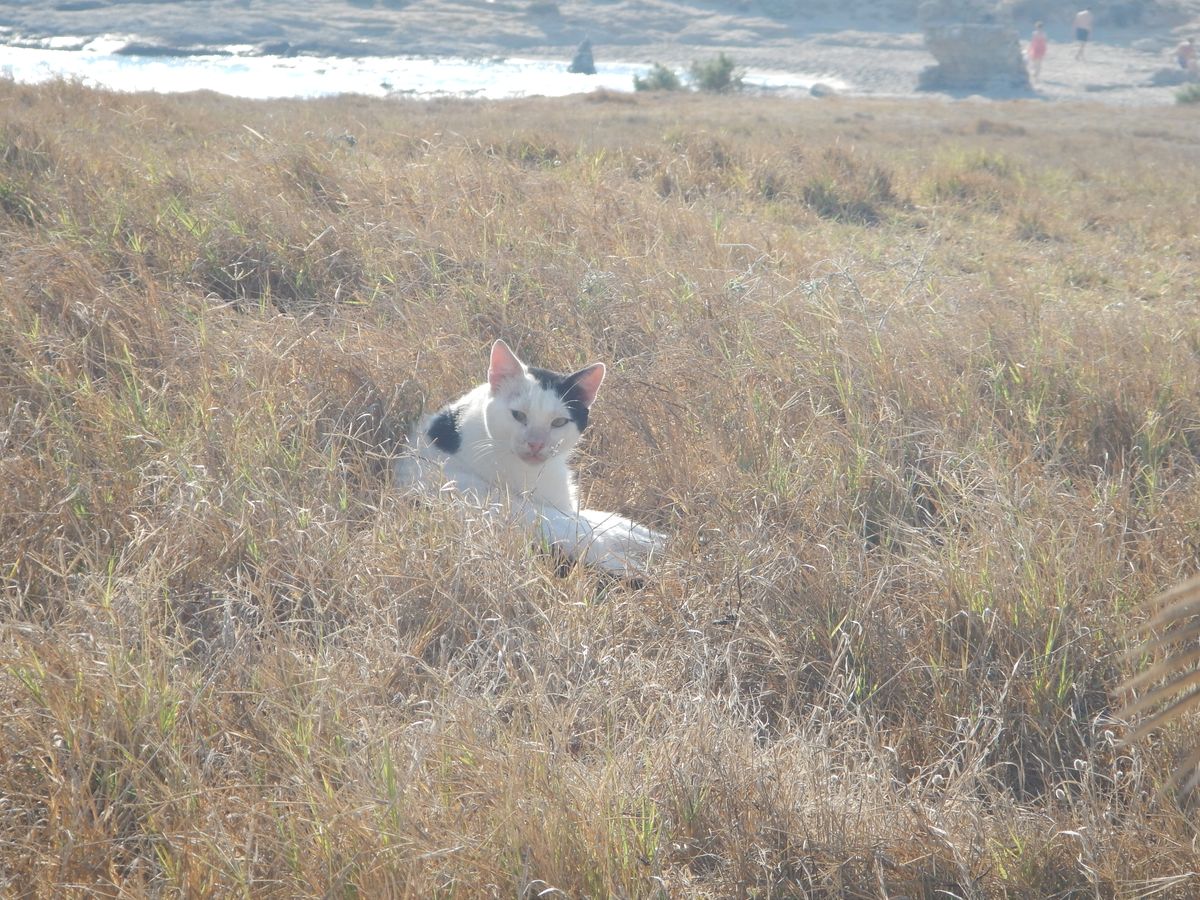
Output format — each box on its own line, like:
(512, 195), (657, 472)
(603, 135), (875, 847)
(396, 340), (664, 578)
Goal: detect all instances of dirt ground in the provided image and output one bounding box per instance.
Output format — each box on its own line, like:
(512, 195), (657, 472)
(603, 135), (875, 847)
(0, 0), (1198, 103)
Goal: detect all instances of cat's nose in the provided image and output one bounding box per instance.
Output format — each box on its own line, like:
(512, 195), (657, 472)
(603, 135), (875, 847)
(527, 440), (545, 454)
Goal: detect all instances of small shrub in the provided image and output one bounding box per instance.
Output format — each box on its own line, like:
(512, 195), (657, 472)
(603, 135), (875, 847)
(1014, 210), (1054, 242)
(492, 139), (561, 167)
(922, 148), (1016, 208)
(0, 177), (41, 225)
(802, 177), (880, 224)
(689, 53), (744, 93)
(0, 124), (55, 177)
(633, 63), (682, 92)
(1176, 83), (1200, 104)
(757, 167), (786, 200)
(799, 147), (897, 224)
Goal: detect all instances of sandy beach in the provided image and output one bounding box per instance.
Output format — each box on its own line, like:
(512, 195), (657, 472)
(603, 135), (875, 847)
(1, 0), (1198, 104)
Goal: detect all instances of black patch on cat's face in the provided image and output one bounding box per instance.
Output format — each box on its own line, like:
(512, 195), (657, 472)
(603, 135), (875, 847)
(426, 406), (462, 454)
(529, 367), (591, 432)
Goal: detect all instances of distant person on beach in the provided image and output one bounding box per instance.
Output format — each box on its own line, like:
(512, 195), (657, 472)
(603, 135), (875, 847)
(1073, 9), (1094, 60)
(1027, 21), (1048, 81)
(1176, 37), (1197, 75)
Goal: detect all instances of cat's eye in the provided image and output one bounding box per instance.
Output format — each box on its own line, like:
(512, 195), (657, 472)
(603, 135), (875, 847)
(550, 417), (569, 428)
(511, 410), (528, 424)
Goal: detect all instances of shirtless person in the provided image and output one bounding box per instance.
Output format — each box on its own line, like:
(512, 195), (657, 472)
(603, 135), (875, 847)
(1176, 37), (1197, 75)
(1073, 9), (1094, 60)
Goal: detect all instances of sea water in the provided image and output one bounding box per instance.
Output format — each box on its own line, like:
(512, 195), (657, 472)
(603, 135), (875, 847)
(0, 35), (846, 100)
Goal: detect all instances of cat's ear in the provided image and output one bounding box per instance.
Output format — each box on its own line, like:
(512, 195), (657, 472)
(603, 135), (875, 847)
(567, 363), (606, 408)
(488, 340), (525, 392)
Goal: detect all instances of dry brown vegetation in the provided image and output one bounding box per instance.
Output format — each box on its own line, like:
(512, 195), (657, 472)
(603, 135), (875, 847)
(2, 78), (1200, 896)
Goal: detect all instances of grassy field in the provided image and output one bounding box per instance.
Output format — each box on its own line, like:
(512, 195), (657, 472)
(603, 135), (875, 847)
(2, 77), (1200, 896)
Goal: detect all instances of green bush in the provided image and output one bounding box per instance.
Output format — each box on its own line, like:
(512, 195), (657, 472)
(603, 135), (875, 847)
(1176, 82), (1200, 104)
(633, 63), (682, 92)
(688, 53), (744, 93)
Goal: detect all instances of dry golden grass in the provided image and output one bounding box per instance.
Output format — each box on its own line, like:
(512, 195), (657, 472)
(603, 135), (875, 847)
(3, 78), (1200, 896)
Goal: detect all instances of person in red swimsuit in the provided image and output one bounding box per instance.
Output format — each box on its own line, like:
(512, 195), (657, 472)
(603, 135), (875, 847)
(1027, 22), (1048, 81)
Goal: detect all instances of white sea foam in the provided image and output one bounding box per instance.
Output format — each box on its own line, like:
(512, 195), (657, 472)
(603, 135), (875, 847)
(0, 38), (848, 99)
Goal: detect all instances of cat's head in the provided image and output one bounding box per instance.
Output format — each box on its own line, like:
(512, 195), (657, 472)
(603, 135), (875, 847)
(484, 339), (605, 466)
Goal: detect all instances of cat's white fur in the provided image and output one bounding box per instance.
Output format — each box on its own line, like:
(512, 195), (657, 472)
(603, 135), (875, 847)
(395, 340), (664, 578)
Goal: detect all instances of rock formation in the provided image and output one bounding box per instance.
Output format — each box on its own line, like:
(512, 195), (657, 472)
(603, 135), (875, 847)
(917, 0), (1031, 92)
(568, 39), (596, 75)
